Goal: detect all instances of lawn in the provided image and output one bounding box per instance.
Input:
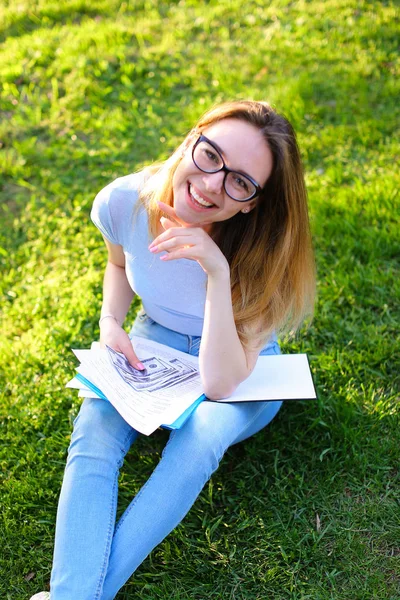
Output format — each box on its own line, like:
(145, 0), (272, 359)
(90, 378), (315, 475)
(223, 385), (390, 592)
(0, 1), (399, 598)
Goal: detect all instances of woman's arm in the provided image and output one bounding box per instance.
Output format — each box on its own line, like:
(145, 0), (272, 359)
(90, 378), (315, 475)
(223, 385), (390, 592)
(100, 237), (135, 324)
(99, 237), (145, 369)
(149, 204), (262, 399)
(199, 271), (261, 399)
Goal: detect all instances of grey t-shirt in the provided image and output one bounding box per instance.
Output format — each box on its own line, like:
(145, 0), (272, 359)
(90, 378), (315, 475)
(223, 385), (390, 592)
(91, 172), (208, 336)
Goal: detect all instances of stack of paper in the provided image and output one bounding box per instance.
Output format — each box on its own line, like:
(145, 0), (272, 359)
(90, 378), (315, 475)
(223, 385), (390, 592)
(66, 336), (317, 436)
(67, 337), (206, 436)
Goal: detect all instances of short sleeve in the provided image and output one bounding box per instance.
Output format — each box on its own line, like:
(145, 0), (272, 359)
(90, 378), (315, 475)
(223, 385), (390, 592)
(90, 173), (143, 247)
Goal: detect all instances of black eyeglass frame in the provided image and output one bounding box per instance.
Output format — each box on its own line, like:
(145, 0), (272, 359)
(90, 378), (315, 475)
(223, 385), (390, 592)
(191, 134), (263, 202)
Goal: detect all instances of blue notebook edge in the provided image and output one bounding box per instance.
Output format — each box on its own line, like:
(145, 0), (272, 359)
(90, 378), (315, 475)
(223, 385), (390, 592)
(75, 373), (205, 430)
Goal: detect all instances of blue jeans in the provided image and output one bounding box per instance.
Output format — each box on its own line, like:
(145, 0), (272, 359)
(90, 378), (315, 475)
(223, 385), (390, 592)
(50, 314), (282, 599)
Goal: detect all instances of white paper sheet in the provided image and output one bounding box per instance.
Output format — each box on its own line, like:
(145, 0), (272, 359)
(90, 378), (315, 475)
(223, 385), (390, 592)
(73, 337), (204, 436)
(68, 338), (316, 436)
(223, 354), (316, 402)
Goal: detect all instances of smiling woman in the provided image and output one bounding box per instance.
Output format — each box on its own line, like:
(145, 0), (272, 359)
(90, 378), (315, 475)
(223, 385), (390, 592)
(172, 120), (273, 222)
(191, 133), (265, 201)
(30, 100), (316, 600)
(143, 102), (315, 350)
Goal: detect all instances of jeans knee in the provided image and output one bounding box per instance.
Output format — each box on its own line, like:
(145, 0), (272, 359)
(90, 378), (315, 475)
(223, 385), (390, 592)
(167, 417), (226, 482)
(67, 399), (135, 471)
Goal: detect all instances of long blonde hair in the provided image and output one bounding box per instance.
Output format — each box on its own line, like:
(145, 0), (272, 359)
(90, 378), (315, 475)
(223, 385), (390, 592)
(139, 101), (316, 349)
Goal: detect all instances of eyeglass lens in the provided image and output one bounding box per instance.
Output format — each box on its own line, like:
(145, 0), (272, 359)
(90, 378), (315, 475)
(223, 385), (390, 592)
(193, 140), (256, 201)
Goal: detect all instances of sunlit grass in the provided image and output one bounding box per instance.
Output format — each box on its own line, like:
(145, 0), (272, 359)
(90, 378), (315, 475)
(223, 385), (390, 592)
(1, 1), (399, 598)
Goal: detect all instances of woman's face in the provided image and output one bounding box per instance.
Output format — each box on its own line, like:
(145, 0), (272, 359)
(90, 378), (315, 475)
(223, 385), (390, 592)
(172, 118), (273, 229)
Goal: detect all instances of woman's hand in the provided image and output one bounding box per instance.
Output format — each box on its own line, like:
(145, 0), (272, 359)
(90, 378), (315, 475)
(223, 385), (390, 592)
(99, 318), (145, 370)
(149, 201), (229, 278)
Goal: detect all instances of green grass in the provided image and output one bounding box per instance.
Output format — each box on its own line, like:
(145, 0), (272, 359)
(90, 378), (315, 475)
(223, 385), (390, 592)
(0, 0), (399, 598)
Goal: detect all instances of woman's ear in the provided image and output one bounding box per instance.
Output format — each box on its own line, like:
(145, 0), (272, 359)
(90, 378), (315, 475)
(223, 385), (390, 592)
(241, 201), (256, 214)
(181, 129), (198, 154)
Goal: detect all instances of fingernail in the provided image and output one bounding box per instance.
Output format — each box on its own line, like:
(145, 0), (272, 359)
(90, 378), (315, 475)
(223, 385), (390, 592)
(136, 362), (145, 370)
(160, 255), (168, 261)
(149, 245), (158, 253)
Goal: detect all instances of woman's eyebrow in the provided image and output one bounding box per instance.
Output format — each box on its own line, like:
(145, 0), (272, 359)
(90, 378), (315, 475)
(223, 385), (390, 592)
(208, 137), (256, 180)
(208, 138), (225, 156)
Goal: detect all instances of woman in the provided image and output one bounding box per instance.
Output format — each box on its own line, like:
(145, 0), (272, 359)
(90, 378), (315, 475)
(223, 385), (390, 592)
(31, 100), (315, 599)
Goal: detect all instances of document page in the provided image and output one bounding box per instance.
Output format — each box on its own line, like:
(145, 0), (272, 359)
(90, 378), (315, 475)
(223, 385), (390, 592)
(66, 376), (102, 398)
(68, 339), (316, 435)
(73, 337), (203, 435)
(220, 354), (316, 402)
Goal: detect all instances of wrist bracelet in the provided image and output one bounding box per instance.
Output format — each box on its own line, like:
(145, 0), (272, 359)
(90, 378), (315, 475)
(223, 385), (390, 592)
(99, 314), (121, 327)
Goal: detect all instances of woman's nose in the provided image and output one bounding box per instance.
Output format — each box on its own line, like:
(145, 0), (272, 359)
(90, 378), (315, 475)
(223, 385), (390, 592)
(202, 171), (225, 194)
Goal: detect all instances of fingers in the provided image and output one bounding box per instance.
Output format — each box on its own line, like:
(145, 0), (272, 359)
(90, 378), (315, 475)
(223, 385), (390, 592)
(150, 225), (203, 248)
(149, 232), (196, 254)
(157, 201), (200, 229)
(159, 246), (202, 262)
(157, 201), (184, 226)
(118, 338), (145, 370)
(160, 216), (176, 230)
(100, 321), (145, 370)
(148, 226), (210, 266)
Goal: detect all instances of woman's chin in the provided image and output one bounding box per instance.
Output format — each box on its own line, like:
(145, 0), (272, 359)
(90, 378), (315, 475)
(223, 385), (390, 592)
(174, 208), (193, 226)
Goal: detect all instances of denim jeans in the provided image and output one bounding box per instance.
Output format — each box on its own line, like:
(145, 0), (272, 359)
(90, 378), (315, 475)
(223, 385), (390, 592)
(50, 313), (282, 599)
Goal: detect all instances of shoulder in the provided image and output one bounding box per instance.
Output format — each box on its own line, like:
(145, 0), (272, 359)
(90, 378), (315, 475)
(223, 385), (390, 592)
(93, 171), (145, 210)
(91, 171), (147, 246)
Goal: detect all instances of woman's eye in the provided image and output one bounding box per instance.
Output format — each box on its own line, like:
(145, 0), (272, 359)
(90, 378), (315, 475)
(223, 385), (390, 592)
(234, 176), (249, 191)
(204, 149), (220, 163)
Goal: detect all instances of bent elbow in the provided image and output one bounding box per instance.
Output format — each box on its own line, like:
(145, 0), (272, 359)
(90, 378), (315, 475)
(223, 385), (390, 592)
(203, 382), (238, 401)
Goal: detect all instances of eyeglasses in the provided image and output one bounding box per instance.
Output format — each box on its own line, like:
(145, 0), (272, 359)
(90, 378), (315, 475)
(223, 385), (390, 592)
(191, 134), (263, 202)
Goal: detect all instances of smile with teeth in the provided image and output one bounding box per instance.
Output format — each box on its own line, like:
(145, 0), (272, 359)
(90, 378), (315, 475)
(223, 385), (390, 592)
(189, 184), (215, 208)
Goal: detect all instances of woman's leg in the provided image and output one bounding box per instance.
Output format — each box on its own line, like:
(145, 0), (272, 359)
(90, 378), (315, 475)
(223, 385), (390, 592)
(50, 316), (282, 599)
(100, 397), (281, 600)
(50, 398), (138, 600)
